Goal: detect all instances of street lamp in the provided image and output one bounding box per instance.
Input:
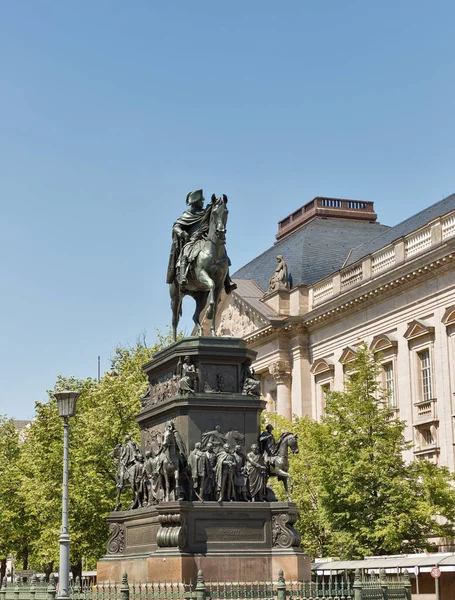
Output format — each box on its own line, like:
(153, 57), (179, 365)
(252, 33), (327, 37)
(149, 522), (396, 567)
(54, 390), (80, 600)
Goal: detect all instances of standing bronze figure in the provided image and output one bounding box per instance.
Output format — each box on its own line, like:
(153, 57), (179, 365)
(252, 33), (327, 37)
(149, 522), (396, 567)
(167, 190), (236, 340)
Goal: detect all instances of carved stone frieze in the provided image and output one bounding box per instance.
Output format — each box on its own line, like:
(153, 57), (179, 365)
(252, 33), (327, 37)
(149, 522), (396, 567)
(143, 427), (163, 457)
(216, 303), (258, 338)
(271, 512), (301, 548)
(141, 373), (180, 409)
(107, 522), (125, 554)
(201, 364), (237, 393)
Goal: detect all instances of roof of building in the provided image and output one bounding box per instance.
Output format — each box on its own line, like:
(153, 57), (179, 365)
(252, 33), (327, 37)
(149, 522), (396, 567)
(13, 420), (31, 430)
(346, 192), (455, 266)
(233, 217), (390, 290)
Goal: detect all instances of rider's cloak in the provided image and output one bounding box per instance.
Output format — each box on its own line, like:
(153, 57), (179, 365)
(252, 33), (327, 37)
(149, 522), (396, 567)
(166, 203), (213, 284)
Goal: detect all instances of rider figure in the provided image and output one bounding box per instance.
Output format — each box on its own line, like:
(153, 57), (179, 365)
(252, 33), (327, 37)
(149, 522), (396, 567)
(118, 434), (138, 489)
(166, 189), (237, 292)
(259, 424), (276, 465)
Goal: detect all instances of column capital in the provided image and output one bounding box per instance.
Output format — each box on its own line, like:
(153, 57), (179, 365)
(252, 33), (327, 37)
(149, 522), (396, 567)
(269, 360), (292, 384)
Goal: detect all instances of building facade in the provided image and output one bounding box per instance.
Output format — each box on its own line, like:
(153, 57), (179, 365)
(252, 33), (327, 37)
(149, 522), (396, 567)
(208, 193), (455, 471)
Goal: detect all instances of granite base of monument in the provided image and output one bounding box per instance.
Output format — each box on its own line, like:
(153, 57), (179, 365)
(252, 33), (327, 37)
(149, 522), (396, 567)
(97, 501), (310, 583)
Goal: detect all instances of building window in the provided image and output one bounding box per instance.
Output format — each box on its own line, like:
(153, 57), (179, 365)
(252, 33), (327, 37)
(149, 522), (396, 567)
(418, 350), (433, 401)
(383, 362), (395, 407)
(320, 382), (330, 400)
(423, 428), (434, 446)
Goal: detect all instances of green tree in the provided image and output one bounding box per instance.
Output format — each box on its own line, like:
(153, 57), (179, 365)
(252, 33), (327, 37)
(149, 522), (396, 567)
(317, 343), (455, 558)
(18, 333), (173, 576)
(265, 344), (455, 559)
(263, 412), (329, 558)
(0, 417), (33, 580)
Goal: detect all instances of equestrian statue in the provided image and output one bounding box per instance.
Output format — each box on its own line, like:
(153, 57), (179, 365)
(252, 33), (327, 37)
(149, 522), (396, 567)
(167, 190), (236, 341)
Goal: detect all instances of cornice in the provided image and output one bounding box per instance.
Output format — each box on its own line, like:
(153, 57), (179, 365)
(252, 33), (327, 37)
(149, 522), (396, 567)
(242, 248), (455, 343)
(304, 250), (455, 329)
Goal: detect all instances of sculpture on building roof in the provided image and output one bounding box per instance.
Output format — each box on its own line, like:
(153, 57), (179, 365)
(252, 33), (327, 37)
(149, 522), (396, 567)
(268, 255), (290, 292)
(167, 190), (237, 340)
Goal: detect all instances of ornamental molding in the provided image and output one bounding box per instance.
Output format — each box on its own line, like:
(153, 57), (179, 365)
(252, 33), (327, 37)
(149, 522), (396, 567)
(304, 252), (455, 329)
(339, 346), (358, 364)
(442, 305), (455, 326)
(369, 333), (398, 353)
(107, 522), (124, 554)
(271, 512), (301, 548)
(310, 357), (335, 375)
(403, 319), (435, 341)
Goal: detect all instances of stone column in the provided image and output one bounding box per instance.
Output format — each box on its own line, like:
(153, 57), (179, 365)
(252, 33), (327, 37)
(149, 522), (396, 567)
(269, 361), (292, 420)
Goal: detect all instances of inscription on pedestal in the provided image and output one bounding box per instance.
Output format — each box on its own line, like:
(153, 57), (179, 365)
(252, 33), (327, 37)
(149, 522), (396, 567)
(127, 523), (159, 547)
(195, 520), (265, 543)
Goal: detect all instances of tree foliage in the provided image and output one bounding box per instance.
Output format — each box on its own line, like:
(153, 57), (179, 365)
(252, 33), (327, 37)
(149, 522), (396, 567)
(265, 344), (455, 559)
(15, 333), (173, 574)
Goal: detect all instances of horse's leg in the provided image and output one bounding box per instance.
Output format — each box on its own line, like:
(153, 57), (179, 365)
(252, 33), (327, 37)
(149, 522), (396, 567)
(197, 269), (216, 320)
(273, 466), (293, 500)
(192, 291), (209, 336)
(115, 485), (122, 511)
(276, 472), (293, 501)
(174, 467), (180, 500)
(170, 282), (182, 342)
(164, 470), (170, 502)
(210, 283), (223, 336)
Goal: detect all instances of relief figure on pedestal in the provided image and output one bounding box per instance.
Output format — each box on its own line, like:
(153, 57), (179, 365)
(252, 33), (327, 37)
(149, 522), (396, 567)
(200, 425), (227, 454)
(245, 444), (267, 502)
(188, 442), (205, 501)
(110, 434), (140, 511)
(156, 420), (191, 502)
(178, 355), (198, 395)
(259, 424), (276, 458)
(234, 445), (247, 501)
(215, 443), (236, 502)
(241, 359), (261, 396)
(131, 452), (147, 509)
(265, 431), (299, 502)
(144, 450), (162, 505)
(202, 442), (217, 500)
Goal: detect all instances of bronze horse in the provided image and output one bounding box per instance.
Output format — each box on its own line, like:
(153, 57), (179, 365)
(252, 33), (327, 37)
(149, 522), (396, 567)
(170, 195), (229, 340)
(268, 432), (299, 501)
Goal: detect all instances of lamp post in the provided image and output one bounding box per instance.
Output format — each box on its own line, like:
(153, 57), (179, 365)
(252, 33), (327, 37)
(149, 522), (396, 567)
(54, 390), (80, 600)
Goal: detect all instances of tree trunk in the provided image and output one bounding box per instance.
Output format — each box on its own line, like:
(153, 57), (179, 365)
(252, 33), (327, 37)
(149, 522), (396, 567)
(22, 546), (29, 570)
(71, 559), (82, 582)
(0, 558), (6, 586)
(44, 562), (53, 581)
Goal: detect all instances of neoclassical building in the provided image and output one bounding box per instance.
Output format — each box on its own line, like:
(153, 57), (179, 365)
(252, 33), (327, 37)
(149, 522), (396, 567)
(206, 193), (455, 470)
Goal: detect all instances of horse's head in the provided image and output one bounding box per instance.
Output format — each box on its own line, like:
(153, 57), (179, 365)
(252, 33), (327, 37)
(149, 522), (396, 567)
(210, 194), (229, 242)
(276, 432), (299, 455)
(288, 433), (299, 454)
(110, 443), (122, 459)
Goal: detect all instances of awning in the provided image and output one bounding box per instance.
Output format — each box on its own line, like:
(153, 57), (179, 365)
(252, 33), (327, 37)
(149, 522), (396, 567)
(312, 553), (455, 573)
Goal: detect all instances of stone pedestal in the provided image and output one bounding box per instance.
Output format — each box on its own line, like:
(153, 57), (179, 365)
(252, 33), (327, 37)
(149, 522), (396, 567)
(138, 337), (265, 455)
(98, 501), (310, 583)
(97, 337), (310, 584)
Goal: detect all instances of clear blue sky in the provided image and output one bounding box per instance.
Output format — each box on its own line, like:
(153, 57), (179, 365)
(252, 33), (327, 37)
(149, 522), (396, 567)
(1, 1), (454, 419)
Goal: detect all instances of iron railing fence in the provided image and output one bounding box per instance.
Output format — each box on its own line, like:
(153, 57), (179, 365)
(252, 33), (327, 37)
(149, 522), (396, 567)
(0, 569), (411, 600)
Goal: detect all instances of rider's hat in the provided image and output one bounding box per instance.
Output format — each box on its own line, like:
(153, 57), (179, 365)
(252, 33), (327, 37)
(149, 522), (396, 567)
(186, 189), (204, 206)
